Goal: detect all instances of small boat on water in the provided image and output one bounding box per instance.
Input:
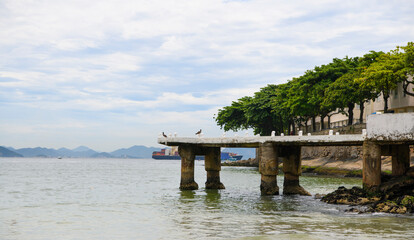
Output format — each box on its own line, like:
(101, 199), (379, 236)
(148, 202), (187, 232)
(152, 147), (242, 161)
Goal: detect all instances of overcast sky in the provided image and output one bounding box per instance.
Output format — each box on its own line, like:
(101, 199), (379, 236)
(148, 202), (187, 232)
(1, 0), (413, 151)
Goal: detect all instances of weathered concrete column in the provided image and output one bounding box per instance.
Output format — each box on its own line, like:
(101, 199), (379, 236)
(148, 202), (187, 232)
(255, 147), (261, 164)
(391, 144), (410, 176)
(362, 141), (381, 191)
(204, 147), (225, 189)
(282, 146), (310, 196)
(178, 145), (198, 190)
(259, 143), (279, 195)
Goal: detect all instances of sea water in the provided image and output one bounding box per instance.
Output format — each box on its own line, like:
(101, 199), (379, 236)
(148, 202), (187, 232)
(1, 158), (414, 240)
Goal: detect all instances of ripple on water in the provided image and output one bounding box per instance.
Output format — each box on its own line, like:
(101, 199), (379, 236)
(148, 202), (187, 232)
(1, 158), (414, 240)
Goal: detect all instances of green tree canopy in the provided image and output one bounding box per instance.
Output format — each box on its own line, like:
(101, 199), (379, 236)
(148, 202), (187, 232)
(323, 51), (383, 124)
(360, 49), (405, 112)
(400, 42), (414, 96)
(216, 43), (411, 135)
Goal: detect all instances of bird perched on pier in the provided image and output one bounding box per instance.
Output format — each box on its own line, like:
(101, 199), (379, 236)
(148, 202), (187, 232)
(162, 132), (167, 137)
(195, 129), (202, 135)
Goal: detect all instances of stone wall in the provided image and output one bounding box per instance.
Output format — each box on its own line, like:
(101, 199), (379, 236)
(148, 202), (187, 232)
(301, 146), (362, 161)
(311, 123), (366, 135)
(302, 145), (414, 162)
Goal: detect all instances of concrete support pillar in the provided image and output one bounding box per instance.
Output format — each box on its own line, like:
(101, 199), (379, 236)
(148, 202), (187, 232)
(259, 143), (279, 195)
(282, 146), (310, 196)
(255, 147), (261, 164)
(178, 145), (198, 190)
(362, 141), (381, 191)
(204, 147), (225, 189)
(391, 144), (410, 176)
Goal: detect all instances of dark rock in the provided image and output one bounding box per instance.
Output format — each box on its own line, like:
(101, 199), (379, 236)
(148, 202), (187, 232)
(322, 176), (414, 214)
(314, 193), (326, 199)
(406, 167), (414, 178)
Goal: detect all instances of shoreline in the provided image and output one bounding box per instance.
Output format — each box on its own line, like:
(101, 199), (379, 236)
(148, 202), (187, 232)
(222, 155), (414, 178)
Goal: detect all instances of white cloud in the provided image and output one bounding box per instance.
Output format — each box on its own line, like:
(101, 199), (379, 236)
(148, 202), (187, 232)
(1, 0), (414, 149)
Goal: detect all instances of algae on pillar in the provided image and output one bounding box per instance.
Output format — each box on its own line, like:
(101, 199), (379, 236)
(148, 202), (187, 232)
(281, 145), (310, 196)
(204, 147), (225, 189)
(178, 145), (198, 190)
(259, 143), (279, 195)
(362, 141), (381, 191)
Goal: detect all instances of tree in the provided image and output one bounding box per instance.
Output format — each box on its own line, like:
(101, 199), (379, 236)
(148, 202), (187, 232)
(323, 51), (382, 125)
(244, 85), (279, 135)
(287, 57), (357, 131)
(285, 74), (314, 132)
(400, 42), (414, 96)
(272, 82), (295, 134)
(215, 85), (286, 136)
(215, 96), (251, 132)
(216, 44), (410, 135)
(360, 49), (406, 112)
(309, 57), (359, 128)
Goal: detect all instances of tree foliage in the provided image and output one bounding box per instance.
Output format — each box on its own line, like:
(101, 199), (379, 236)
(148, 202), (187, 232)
(215, 43), (413, 135)
(400, 42), (414, 96)
(360, 49), (405, 112)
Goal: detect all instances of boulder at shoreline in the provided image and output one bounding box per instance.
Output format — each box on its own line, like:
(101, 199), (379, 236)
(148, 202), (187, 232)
(321, 173), (414, 214)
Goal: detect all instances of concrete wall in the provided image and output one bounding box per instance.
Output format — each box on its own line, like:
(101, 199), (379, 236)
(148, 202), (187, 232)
(367, 113), (414, 141)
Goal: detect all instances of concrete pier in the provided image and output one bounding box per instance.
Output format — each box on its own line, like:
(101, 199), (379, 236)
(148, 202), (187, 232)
(281, 146), (310, 196)
(391, 144), (410, 176)
(259, 143), (279, 195)
(160, 113), (414, 195)
(178, 145), (198, 190)
(362, 141), (381, 190)
(204, 147), (225, 189)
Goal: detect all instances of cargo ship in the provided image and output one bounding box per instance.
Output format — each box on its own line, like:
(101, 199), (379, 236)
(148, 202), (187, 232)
(152, 147), (242, 161)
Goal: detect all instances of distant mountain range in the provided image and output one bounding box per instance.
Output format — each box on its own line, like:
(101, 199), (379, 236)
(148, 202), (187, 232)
(0, 145), (161, 159)
(0, 146), (24, 157)
(1, 145), (256, 160)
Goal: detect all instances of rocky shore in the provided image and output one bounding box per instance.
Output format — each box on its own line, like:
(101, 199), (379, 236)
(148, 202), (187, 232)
(320, 168), (414, 214)
(221, 157), (258, 167)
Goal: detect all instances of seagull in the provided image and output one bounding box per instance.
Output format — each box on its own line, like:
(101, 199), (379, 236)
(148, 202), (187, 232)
(162, 132), (167, 137)
(195, 129), (202, 135)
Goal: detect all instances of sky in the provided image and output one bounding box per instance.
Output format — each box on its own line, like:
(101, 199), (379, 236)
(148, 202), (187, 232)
(1, 0), (414, 151)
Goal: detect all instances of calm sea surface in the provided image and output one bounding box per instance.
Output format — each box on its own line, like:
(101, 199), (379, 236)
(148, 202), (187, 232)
(1, 158), (414, 240)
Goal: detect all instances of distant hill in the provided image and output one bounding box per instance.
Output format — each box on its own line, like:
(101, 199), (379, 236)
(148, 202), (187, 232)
(14, 147), (60, 157)
(110, 145), (160, 158)
(1, 145), (160, 158)
(1, 145), (253, 159)
(72, 146), (93, 152)
(0, 146), (23, 157)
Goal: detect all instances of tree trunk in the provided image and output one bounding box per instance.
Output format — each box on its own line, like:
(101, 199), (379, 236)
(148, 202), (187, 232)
(304, 121), (308, 134)
(359, 101), (364, 124)
(347, 103), (354, 125)
(320, 115), (325, 130)
(383, 93), (389, 112)
(290, 120), (295, 135)
(328, 115), (331, 129)
(312, 116), (316, 132)
(403, 79), (414, 96)
(279, 116), (284, 135)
